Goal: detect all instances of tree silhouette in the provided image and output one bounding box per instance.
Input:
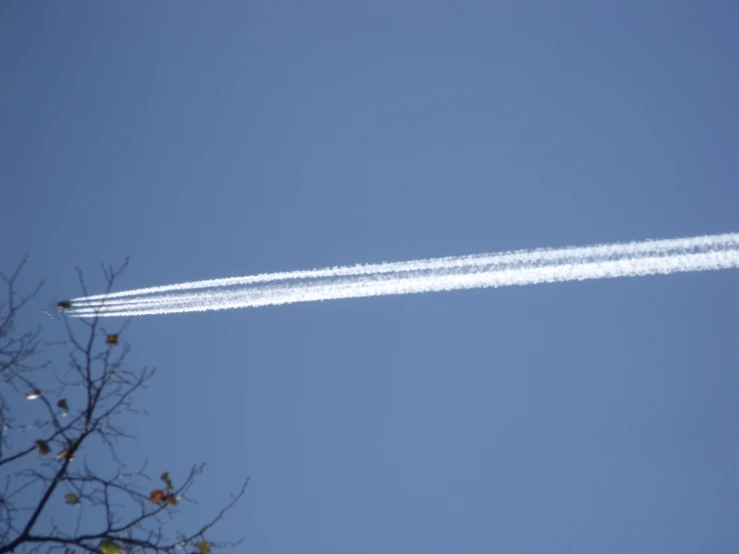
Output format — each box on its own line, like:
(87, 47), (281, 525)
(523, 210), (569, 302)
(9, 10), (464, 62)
(0, 259), (247, 554)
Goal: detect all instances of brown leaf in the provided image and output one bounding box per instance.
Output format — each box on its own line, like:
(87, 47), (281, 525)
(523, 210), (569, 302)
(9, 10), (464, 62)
(161, 471), (173, 490)
(196, 541), (211, 554)
(56, 448), (76, 461)
(105, 334), (119, 346)
(165, 494), (178, 506)
(100, 539), (121, 554)
(150, 489), (164, 504)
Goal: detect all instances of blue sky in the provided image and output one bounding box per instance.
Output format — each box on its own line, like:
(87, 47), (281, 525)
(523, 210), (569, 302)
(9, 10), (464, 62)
(2, 1), (739, 552)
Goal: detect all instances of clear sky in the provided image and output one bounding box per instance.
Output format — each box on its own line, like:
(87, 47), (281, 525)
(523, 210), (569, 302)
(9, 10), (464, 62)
(2, 1), (739, 553)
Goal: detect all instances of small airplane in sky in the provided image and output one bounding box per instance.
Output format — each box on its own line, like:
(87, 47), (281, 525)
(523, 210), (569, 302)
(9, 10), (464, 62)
(42, 299), (73, 320)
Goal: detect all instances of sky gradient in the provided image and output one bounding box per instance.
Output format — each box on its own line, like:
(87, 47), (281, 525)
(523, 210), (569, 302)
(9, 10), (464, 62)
(2, 2), (739, 553)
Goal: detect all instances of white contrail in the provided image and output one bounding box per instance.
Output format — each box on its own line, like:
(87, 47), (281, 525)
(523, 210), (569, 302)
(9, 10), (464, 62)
(69, 232), (739, 305)
(67, 232), (739, 318)
(69, 249), (736, 316)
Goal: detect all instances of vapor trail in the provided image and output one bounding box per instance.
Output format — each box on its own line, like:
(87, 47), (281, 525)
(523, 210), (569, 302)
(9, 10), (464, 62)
(67, 232), (739, 318)
(70, 232), (739, 306)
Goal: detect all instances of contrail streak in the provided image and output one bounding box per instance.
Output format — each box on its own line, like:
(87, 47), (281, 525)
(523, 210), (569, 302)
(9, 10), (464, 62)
(70, 232), (739, 305)
(67, 232), (739, 318)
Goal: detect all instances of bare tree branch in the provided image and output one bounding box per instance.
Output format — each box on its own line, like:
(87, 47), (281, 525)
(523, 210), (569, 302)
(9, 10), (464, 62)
(0, 259), (247, 554)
